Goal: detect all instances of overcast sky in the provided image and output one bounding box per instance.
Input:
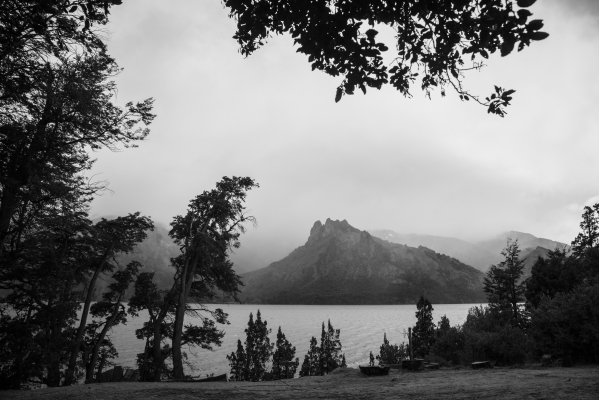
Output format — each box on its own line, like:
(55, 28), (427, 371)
(89, 0), (599, 254)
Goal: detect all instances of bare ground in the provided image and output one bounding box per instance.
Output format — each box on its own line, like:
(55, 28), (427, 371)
(4, 365), (599, 400)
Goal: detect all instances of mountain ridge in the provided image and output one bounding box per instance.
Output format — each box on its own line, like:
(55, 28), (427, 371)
(239, 219), (487, 305)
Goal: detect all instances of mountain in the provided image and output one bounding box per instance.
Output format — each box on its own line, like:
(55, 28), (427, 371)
(476, 231), (567, 258)
(519, 246), (552, 279)
(369, 230), (568, 275)
(369, 230), (495, 272)
(239, 219), (487, 305)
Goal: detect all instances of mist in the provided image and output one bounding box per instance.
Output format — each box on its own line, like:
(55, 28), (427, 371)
(89, 0), (599, 268)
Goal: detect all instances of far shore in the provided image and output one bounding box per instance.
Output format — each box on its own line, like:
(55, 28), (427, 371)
(4, 364), (598, 400)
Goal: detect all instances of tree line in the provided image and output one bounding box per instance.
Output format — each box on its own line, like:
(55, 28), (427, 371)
(0, 1), (259, 388)
(373, 204), (599, 367)
(227, 310), (346, 381)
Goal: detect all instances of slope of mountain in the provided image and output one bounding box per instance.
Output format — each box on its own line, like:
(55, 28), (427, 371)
(519, 246), (552, 279)
(369, 230), (567, 275)
(476, 231), (567, 258)
(369, 230), (495, 272)
(239, 219), (487, 305)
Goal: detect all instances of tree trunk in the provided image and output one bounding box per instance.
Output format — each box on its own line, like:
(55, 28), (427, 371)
(152, 318), (164, 381)
(171, 252), (199, 379)
(64, 253), (110, 385)
(85, 297), (122, 383)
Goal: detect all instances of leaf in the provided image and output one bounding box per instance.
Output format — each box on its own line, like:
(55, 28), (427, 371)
(529, 31), (549, 41)
(517, 9), (532, 18)
(517, 0), (537, 7)
(501, 39), (515, 57)
(335, 87), (342, 103)
(503, 89), (516, 96)
(527, 19), (544, 31)
(69, 5), (78, 12)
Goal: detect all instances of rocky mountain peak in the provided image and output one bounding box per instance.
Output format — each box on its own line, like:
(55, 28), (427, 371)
(307, 218), (362, 244)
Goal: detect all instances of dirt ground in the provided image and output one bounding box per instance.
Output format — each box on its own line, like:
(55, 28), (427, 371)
(4, 365), (599, 400)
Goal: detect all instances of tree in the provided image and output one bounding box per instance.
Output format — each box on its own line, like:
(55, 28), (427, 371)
(271, 326), (299, 379)
(168, 176), (258, 379)
(224, 0), (548, 116)
(129, 263), (230, 382)
(0, 36), (154, 260)
(376, 332), (407, 365)
(243, 310), (273, 381)
(524, 248), (574, 309)
(530, 282), (599, 365)
(64, 213), (154, 385)
(128, 271), (177, 381)
(83, 261), (140, 383)
(318, 320), (344, 374)
(299, 336), (319, 377)
(483, 239), (526, 325)
(226, 339), (247, 381)
(411, 296), (436, 358)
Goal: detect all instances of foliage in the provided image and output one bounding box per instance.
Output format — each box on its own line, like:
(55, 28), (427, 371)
(168, 176), (257, 379)
(224, 0), (548, 116)
(376, 333), (407, 365)
(243, 310), (273, 382)
(411, 296), (436, 358)
(226, 339), (247, 381)
(483, 240), (527, 327)
(299, 336), (319, 377)
(318, 320), (344, 374)
(271, 326), (299, 379)
(530, 282), (599, 364)
(524, 248), (574, 308)
(300, 320), (345, 377)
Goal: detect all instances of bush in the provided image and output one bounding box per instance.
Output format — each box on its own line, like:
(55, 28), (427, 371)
(431, 306), (533, 366)
(376, 333), (407, 365)
(530, 282), (599, 364)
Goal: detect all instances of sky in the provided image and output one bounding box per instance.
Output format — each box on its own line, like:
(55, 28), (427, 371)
(89, 0), (599, 264)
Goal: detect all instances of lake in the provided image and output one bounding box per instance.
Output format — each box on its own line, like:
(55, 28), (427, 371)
(109, 303), (485, 377)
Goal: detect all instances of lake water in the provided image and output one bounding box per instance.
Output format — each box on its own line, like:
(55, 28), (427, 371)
(109, 303), (484, 377)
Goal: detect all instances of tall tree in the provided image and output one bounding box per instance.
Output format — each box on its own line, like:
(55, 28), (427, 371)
(226, 339), (247, 381)
(411, 296), (436, 358)
(299, 336), (320, 377)
(64, 213), (154, 385)
(484, 239), (526, 324)
(168, 176), (258, 379)
(271, 326), (298, 380)
(83, 261), (140, 383)
(243, 310), (273, 382)
(224, 0), (548, 116)
(318, 320), (344, 374)
(128, 271), (178, 382)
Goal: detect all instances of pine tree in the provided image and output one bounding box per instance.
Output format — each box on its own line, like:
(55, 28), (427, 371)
(318, 320), (344, 374)
(299, 336), (319, 377)
(244, 310), (273, 381)
(411, 296), (436, 358)
(376, 333), (407, 364)
(226, 339), (247, 381)
(484, 240), (526, 325)
(271, 326), (299, 379)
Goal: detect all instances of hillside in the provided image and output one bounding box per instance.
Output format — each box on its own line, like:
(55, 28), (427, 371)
(239, 219), (487, 304)
(370, 230), (567, 276)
